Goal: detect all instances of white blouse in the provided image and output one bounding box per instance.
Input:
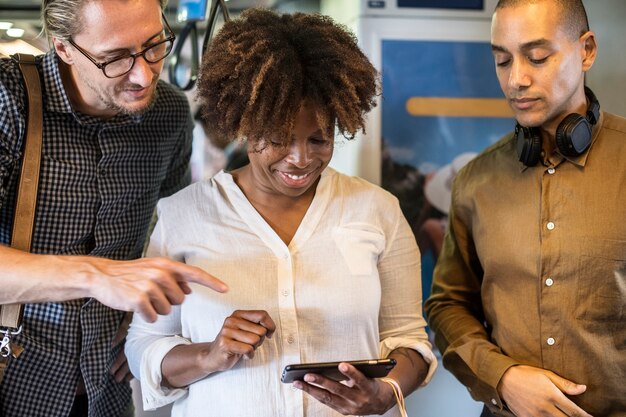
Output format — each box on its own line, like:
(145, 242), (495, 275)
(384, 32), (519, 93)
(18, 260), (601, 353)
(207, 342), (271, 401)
(125, 168), (436, 417)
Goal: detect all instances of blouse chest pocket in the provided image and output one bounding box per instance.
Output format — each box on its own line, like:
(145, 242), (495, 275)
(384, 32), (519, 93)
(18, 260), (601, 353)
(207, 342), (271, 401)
(332, 223), (385, 276)
(577, 238), (626, 323)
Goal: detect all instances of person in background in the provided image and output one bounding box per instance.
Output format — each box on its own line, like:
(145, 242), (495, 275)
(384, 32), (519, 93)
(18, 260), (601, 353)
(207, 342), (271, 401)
(425, 0), (626, 416)
(126, 8), (437, 417)
(416, 152), (476, 327)
(0, 1), (227, 416)
(191, 105), (249, 181)
(417, 152), (477, 261)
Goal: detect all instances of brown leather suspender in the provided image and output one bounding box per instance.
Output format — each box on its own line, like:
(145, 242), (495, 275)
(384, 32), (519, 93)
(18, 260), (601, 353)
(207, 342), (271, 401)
(0, 54), (43, 374)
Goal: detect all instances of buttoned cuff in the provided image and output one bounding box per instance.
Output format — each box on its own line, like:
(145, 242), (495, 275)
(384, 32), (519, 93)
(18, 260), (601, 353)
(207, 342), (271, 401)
(140, 335), (192, 410)
(380, 337), (438, 385)
(455, 345), (518, 411)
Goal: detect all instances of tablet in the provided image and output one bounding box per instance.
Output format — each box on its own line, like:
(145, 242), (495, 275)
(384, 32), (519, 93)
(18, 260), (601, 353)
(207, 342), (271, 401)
(281, 358), (396, 383)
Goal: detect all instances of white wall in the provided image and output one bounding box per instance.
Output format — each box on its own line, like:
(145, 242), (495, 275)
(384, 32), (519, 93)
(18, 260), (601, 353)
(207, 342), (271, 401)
(584, 0), (626, 116)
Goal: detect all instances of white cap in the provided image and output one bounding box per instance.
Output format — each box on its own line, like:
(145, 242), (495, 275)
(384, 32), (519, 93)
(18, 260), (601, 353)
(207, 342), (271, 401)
(424, 152), (477, 214)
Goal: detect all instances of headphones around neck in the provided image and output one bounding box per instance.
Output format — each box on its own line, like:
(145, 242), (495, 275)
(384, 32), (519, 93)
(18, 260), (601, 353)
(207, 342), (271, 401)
(515, 86), (601, 166)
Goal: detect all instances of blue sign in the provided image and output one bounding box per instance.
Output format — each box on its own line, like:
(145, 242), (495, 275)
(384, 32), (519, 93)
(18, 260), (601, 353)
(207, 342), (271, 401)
(380, 39), (512, 302)
(382, 39), (511, 170)
(177, 0), (208, 22)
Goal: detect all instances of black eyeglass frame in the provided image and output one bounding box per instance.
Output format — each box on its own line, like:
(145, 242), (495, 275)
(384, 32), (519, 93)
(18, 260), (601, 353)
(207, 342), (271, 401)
(67, 14), (176, 79)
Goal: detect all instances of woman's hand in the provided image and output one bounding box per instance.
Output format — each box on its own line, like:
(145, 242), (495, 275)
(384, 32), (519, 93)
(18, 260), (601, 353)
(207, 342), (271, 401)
(161, 310), (275, 388)
(292, 362), (396, 416)
(201, 310), (276, 373)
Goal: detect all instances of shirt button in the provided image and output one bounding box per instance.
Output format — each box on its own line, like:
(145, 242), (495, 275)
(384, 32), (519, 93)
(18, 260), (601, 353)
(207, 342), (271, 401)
(547, 167), (556, 174)
(545, 277), (554, 286)
(491, 398), (498, 406)
(547, 222), (555, 230)
(287, 335), (295, 344)
(281, 290), (289, 297)
(547, 337), (556, 346)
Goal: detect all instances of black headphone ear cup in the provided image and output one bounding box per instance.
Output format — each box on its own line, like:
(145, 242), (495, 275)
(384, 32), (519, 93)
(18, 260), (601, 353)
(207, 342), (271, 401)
(556, 113), (592, 156)
(516, 125), (542, 166)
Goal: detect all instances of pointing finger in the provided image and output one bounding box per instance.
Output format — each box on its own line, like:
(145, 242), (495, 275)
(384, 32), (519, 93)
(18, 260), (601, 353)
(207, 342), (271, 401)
(166, 261), (229, 293)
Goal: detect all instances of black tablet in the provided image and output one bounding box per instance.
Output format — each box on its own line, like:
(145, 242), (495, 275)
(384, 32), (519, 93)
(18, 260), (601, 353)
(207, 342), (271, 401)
(281, 358), (396, 383)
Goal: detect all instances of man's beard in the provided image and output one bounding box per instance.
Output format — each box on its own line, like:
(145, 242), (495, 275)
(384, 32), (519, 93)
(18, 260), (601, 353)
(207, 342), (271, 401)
(105, 81), (159, 116)
(84, 74), (159, 117)
(109, 89), (158, 116)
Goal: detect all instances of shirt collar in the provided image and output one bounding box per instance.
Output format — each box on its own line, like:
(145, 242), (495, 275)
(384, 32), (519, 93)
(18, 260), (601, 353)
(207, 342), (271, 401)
(517, 111), (605, 171)
(41, 50), (73, 115)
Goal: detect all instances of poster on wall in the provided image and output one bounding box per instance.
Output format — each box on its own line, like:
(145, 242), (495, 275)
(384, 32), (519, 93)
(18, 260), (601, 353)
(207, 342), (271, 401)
(380, 39), (513, 302)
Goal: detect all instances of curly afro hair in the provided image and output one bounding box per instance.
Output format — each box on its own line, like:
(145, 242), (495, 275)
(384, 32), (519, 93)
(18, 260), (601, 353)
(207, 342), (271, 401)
(197, 8), (379, 147)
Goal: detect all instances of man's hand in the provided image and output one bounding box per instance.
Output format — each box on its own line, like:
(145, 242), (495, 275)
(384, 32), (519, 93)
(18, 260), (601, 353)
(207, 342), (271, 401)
(0, 247), (227, 321)
(84, 256), (228, 322)
(498, 365), (592, 417)
(110, 312), (134, 383)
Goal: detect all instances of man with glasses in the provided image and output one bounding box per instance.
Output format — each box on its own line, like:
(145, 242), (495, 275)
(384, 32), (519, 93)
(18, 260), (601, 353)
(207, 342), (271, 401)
(0, 1), (227, 416)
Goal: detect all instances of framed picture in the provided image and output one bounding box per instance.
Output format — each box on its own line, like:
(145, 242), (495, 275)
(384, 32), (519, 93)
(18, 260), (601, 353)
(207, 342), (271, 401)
(340, 14), (513, 305)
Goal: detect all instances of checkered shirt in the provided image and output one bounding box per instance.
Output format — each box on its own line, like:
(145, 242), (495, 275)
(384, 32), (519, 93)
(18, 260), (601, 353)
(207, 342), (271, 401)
(0, 51), (193, 417)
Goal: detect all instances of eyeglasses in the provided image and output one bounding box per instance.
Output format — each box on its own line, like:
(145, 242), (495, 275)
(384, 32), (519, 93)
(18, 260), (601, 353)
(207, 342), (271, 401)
(68, 15), (176, 78)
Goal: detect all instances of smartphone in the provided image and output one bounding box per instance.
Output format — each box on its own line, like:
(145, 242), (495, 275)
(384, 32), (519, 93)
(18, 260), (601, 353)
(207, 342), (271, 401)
(281, 358), (396, 383)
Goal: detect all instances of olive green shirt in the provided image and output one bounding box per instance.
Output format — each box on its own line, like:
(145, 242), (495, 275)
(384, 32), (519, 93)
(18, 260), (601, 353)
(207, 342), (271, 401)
(425, 111), (626, 416)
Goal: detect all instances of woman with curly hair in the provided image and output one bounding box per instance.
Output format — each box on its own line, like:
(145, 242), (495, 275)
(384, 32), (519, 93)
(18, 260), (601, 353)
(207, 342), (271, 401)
(126, 8), (436, 417)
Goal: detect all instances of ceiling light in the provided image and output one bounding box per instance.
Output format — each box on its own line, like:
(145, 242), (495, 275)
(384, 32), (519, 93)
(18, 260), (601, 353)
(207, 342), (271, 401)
(6, 28), (25, 38)
(0, 39), (44, 57)
(0, 22), (14, 30)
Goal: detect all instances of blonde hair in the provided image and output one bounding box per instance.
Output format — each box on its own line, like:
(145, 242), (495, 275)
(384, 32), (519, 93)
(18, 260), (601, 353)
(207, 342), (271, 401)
(41, 0), (168, 42)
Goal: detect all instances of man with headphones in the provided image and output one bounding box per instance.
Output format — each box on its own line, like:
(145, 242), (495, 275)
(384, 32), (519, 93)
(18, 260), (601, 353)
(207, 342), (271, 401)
(425, 1), (626, 417)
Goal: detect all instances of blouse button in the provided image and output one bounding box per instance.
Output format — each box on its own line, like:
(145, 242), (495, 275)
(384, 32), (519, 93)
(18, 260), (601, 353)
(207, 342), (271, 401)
(547, 337), (556, 346)
(545, 278), (554, 287)
(547, 167), (556, 175)
(547, 222), (555, 230)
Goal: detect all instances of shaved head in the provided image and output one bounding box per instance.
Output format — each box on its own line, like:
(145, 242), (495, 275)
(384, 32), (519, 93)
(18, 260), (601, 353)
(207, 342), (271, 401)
(495, 0), (589, 39)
